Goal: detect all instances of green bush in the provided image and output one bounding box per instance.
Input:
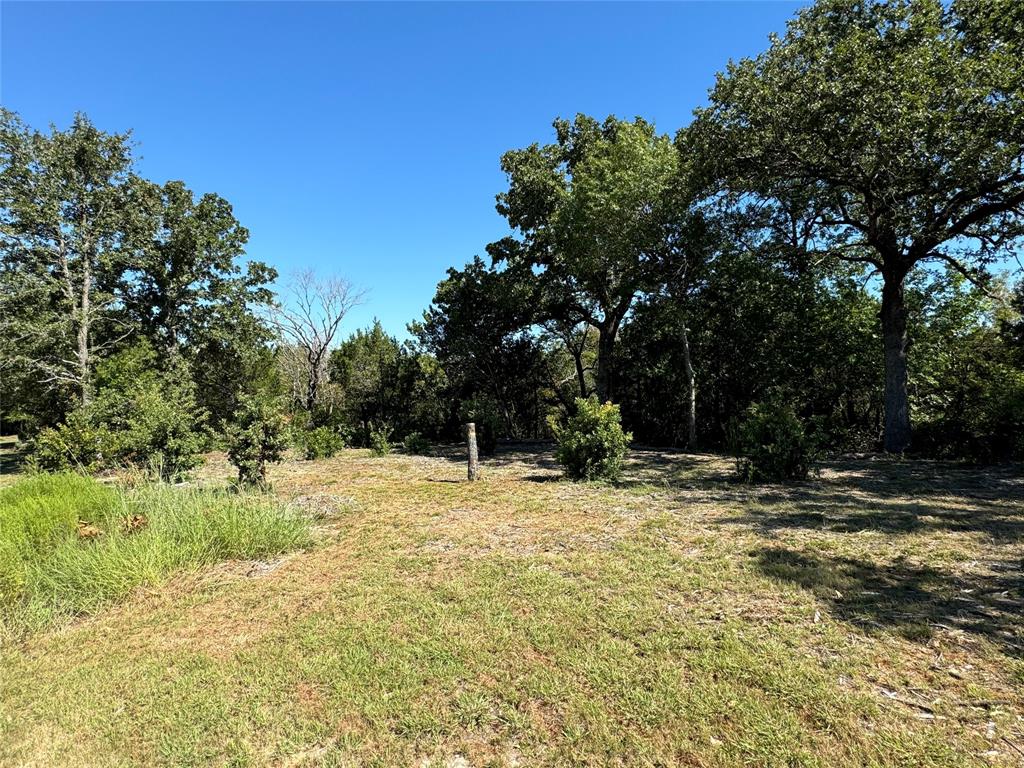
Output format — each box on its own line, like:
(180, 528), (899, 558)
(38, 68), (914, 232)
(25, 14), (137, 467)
(368, 424), (393, 457)
(0, 473), (311, 637)
(733, 400), (820, 482)
(227, 395), (289, 488)
(302, 426), (345, 460)
(553, 398), (632, 481)
(27, 345), (207, 481)
(288, 408), (313, 448)
(28, 411), (119, 474)
(401, 431), (430, 455)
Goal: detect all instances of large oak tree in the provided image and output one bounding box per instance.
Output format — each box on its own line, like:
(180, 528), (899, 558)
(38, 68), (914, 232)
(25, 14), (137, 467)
(489, 115), (684, 403)
(688, 0), (1024, 451)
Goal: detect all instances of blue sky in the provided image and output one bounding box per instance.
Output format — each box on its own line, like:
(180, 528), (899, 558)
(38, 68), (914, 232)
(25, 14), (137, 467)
(1, 1), (804, 337)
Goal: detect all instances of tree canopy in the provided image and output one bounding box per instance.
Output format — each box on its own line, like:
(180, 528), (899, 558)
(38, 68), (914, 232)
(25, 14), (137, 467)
(687, 0), (1024, 450)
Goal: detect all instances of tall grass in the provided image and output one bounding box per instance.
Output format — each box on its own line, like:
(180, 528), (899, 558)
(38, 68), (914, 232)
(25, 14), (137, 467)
(0, 473), (311, 638)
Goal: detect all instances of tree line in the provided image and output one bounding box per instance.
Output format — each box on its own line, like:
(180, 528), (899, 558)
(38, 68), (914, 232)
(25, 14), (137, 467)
(2, 0), (1023, 475)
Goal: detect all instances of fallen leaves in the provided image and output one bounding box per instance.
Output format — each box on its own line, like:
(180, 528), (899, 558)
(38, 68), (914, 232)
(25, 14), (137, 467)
(76, 520), (103, 539)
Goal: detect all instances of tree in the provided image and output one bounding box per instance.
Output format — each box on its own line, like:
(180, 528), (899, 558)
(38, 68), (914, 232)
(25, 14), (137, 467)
(124, 179), (275, 354)
(0, 110), (140, 409)
(266, 270), (362, 414)
(0, 110), (276, 435)
(689, 0), (1024, 451)
(329, 321), (415, 442)
(489, 115), (684, 403)
(227, 393), (288, 489)
(412, 257), (550, 439)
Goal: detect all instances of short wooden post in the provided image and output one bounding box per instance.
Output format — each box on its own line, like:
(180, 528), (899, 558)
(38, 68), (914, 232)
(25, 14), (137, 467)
(466, 422), (479, 481)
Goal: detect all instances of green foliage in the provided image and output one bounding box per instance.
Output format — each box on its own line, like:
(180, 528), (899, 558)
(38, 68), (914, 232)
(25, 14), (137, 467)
(491, 115), (688, 401)
(553, 398), (632, 481)
(0, 109), (275, 439)
(689, 0), (1024, 451)
(329, 321), (448, 445)
(618, 249), (883, 451)
(733, 401), (820, 483)
(909, 271), (1024, 460)
(28, 411), (119, 474)
(414, 258), (550, 443)
(459, 394), (503, 455)
(302, 426), (345, 461)
(401, 431), (430, 455)
(368, 424), (393, 457)
(27, 344), (207, 480)
(0, 473), (310, 636)
(227, 394), (289, 488)
(91, 346), (207, 480)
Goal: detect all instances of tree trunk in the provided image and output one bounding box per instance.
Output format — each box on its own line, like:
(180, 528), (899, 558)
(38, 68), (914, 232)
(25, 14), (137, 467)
(880, 270), (912, 453)
(305, 350), (322, 413)
(572, 348), (588, 399)
(595, 330), (615, 403)
(77, 256), (92, 407)
(680, 322), (696, 451)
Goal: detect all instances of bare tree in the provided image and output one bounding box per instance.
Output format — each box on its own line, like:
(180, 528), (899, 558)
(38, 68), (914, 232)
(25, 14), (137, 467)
(267, 270), (363, 413)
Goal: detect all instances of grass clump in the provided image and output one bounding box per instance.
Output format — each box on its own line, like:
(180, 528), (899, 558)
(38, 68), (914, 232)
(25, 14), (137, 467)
(0, 473), (311, 637)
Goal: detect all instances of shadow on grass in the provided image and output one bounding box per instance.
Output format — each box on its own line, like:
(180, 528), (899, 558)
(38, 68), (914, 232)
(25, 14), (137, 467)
(0, 436), (25, 476)
(756, 546), (1024, 658)
(717, 462), (1024, 541)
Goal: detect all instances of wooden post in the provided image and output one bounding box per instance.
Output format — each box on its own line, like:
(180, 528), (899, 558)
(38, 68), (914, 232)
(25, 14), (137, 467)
(466, 422), (479, 481)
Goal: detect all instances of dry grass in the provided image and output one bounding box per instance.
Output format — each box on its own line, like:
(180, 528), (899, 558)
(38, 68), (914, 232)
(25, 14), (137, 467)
(1, 445), (1022, 767)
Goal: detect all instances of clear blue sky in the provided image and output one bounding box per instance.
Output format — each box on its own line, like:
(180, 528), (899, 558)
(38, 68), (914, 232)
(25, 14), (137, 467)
(1, 1), (804, 338)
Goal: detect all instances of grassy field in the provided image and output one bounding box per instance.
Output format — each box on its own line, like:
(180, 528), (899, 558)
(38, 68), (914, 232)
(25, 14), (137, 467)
(1, 446), (1022, 767)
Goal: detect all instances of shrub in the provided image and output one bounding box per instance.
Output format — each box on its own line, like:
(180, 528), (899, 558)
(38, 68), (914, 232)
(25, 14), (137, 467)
(28, 345), (207, 481)
(227, 395), (289, 488)
(302, 426), (345, 460)
(553, 398), (632, 481)
(95, 345), (208, 480)
(28, 411), (119, 474)
(402, 431), (430, 455)
(733, 400), (820, 482)
(288, 408), (313, 449)
(0, 473), (310, 637)
(368, 424), (393, 457)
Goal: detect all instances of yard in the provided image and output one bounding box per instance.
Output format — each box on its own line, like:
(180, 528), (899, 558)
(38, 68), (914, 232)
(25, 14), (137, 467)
(1, 446), (1022, 767)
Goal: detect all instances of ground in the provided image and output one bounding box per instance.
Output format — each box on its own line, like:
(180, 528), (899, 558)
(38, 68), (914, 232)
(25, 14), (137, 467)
(1, 445), (1022, 767)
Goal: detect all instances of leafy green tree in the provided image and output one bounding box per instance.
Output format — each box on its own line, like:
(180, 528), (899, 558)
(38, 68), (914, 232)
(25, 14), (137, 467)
(412, 257), (550, 439)
(489, 115), (685, 402)
(0, 111), (141, 410)
(689, 0), (1024, 451)
(0, 111), (277, 437)
(328, 321), (444, 443)
(227, 394), (288, 489)
(124, 180), (274, 353)
(89, 344), (207, 480)
(28, 342), (206, 479)
(123, 179), (277, 428)
(909, 269), (1024, 459)
(619, 242), (881, 450)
